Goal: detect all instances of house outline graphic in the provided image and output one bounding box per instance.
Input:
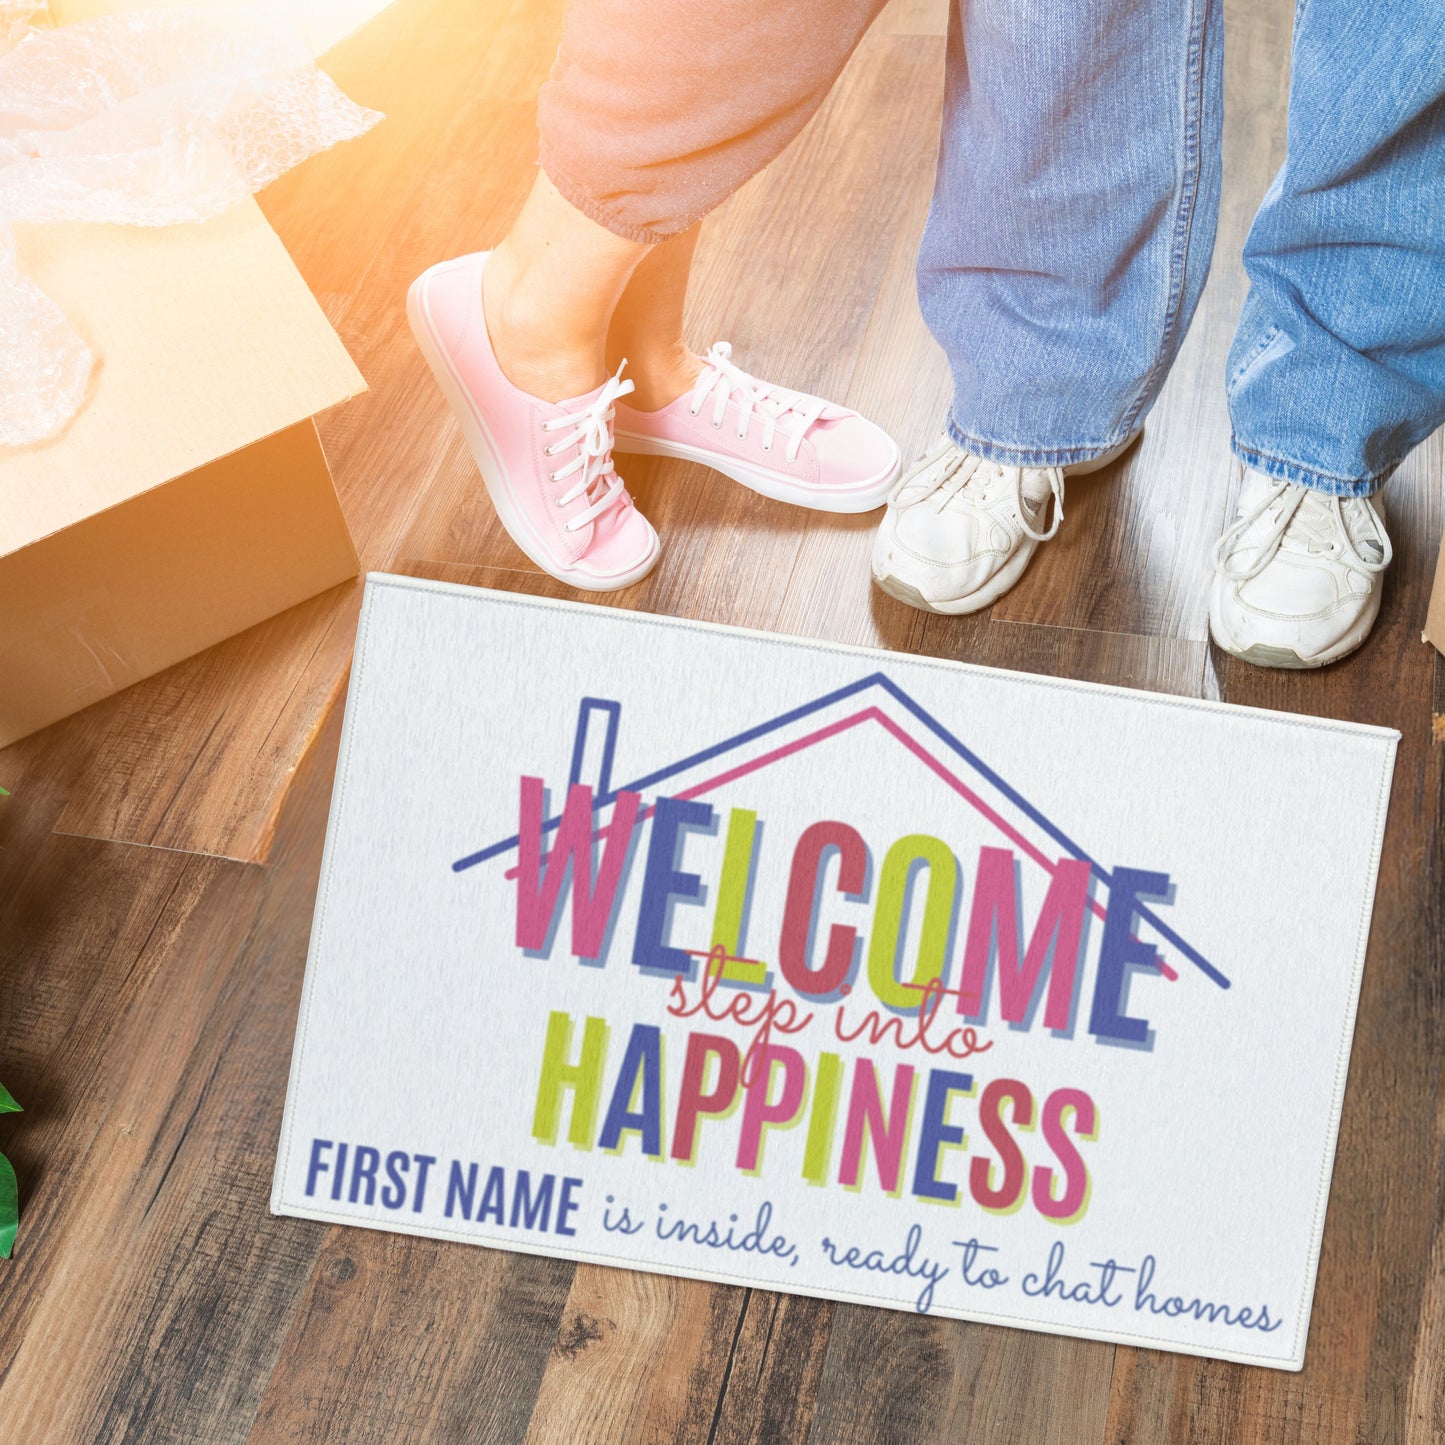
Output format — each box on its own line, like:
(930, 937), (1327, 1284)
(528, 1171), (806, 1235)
(452, 671), (1228, 991)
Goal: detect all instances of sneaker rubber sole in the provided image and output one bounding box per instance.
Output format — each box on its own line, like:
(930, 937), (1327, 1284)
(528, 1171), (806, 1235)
(614, 432), (900, 514)
(872, 535), (1043, 616)
(1207, 591), (1382, 670)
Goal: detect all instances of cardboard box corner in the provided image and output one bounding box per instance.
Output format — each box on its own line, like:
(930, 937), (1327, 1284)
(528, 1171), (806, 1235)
(1426, 524), (1445, 658)
(1, 200), (365, 747)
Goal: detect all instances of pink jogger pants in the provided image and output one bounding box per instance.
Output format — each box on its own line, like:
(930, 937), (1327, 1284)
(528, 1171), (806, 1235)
(537, 0), (890, 243)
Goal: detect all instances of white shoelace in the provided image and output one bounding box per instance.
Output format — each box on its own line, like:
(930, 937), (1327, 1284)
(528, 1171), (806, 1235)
(688, 341), (827, 463)
(540, 366), (634, 532)
(1211, 478), (1391, 581)
(904, 439), (1065, 543)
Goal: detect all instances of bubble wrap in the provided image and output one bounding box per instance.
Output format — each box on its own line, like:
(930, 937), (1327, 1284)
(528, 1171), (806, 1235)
(0, 5), (382, 448)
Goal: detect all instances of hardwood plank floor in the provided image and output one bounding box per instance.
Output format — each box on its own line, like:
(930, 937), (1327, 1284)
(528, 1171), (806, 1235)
(2, 0), (1442, 1439)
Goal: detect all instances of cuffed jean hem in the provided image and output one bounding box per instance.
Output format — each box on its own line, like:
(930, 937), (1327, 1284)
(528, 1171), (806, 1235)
(946, 416), (1139, 470)
(1230, 438), (1394, 497)
(539, 157), (695, 247)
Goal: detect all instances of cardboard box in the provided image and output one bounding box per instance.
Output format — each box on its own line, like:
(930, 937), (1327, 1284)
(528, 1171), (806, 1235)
(0, 202), (364, 748)
(1426, 535), (1445, 658)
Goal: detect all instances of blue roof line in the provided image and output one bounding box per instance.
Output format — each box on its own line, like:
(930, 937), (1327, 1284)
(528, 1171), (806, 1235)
(871, 675), (1226, 989)
(451, 671), (1228, 989)
(452, 673), (881, 870)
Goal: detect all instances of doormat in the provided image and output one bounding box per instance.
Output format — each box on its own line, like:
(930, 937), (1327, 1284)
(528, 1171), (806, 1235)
(273, 573), (1398, 1370)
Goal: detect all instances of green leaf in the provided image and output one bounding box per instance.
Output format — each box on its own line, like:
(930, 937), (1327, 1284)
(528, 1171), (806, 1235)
(0, 1154), (16, 1259)
(0, 786), (7, 795)
(0, 1084), (19, 1115)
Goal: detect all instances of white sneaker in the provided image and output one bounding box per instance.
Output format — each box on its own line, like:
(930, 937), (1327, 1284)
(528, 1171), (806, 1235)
(870, 431), (1136, 615)
(1209, 470), (1391, 669)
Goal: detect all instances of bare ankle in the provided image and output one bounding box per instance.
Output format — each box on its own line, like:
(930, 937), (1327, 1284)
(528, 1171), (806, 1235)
(610, 343), (703, 412)
(483, 254), (606, 403)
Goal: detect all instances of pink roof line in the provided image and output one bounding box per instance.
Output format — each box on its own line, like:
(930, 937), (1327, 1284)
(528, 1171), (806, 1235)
(506, 703), (1180, 983)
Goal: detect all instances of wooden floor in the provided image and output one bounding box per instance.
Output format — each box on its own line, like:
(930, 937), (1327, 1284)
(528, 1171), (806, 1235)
(3, 0), (1443, 1439)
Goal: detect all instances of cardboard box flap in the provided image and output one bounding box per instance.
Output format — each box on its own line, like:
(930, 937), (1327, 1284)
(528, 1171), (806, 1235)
(1426, 528), (1445, 656)
(2, 199), (366, 557)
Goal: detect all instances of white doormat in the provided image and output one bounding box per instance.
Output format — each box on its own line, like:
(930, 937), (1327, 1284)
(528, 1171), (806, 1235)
(272, 573), (1398, 1370)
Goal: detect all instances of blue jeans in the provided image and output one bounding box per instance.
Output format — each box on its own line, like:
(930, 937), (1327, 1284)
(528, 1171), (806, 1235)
(916, 0), (1445, 496)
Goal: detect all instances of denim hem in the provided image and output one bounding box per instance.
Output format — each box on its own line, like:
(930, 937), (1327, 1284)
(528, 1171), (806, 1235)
(947, 417), (1136, 470)
(1115, 0), (1214, 440)
(1230, 439), (1394, 497)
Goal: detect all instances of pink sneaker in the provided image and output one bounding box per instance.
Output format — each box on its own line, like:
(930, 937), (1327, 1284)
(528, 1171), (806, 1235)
(407, 251), (660, 591)
(613, 342), (900, 513)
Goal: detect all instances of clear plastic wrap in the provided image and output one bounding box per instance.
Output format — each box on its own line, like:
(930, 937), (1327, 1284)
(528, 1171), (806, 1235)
(0, 4), (382, 447)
